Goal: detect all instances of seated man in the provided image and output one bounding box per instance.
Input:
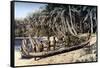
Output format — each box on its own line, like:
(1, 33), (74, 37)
(52, 36), (56, 50)
(39, 41), (44, 52)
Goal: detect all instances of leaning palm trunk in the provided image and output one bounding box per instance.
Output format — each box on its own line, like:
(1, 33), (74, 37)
(90, 10), (93, 34)
(60, 9), (76, 36)
(61, 10), (68, 33)
(65, 17), (76, 36)
(21, 38), (29, 57)
(69, 5), (77, 35)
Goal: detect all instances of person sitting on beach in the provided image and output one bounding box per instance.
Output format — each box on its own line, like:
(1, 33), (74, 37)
(52, 36), (56, 50)
(38, 41), (44, 52)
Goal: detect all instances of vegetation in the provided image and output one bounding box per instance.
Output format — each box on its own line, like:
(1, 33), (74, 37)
(15, 4), (97, 37)
(15, 4), (97, 62)
(15, 4), (97, 51)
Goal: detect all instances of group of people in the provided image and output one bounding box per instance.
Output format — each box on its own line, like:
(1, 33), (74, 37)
(33, 36), (57, 53)
(21, 36), (57, 57)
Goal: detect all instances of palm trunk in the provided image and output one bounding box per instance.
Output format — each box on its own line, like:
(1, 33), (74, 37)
(90, 11), (93, 34)
(65, 17), (76, 36)
(69, 5), (77, 35)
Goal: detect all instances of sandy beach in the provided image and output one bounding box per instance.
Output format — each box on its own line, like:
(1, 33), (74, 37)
(15, 36), (97, 66)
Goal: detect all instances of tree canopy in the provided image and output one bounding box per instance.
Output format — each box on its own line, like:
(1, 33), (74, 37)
(15, 4), (97, 38)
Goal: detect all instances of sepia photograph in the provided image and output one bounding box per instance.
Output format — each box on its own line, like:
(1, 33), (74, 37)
(11, 1), (97, 67)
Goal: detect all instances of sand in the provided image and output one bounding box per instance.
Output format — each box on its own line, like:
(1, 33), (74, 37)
(15, 36), (97, 66)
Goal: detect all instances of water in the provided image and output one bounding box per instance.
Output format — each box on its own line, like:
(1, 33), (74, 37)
(15, 39), (22, 51)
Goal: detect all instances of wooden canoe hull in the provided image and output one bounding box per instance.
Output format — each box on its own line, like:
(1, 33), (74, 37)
(29, 41), (89, 57)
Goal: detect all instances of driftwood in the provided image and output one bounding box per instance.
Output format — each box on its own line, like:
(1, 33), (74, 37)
(29, 40), (89, 57)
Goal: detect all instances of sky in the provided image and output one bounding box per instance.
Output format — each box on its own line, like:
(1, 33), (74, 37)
(15, 2), (47, 19)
